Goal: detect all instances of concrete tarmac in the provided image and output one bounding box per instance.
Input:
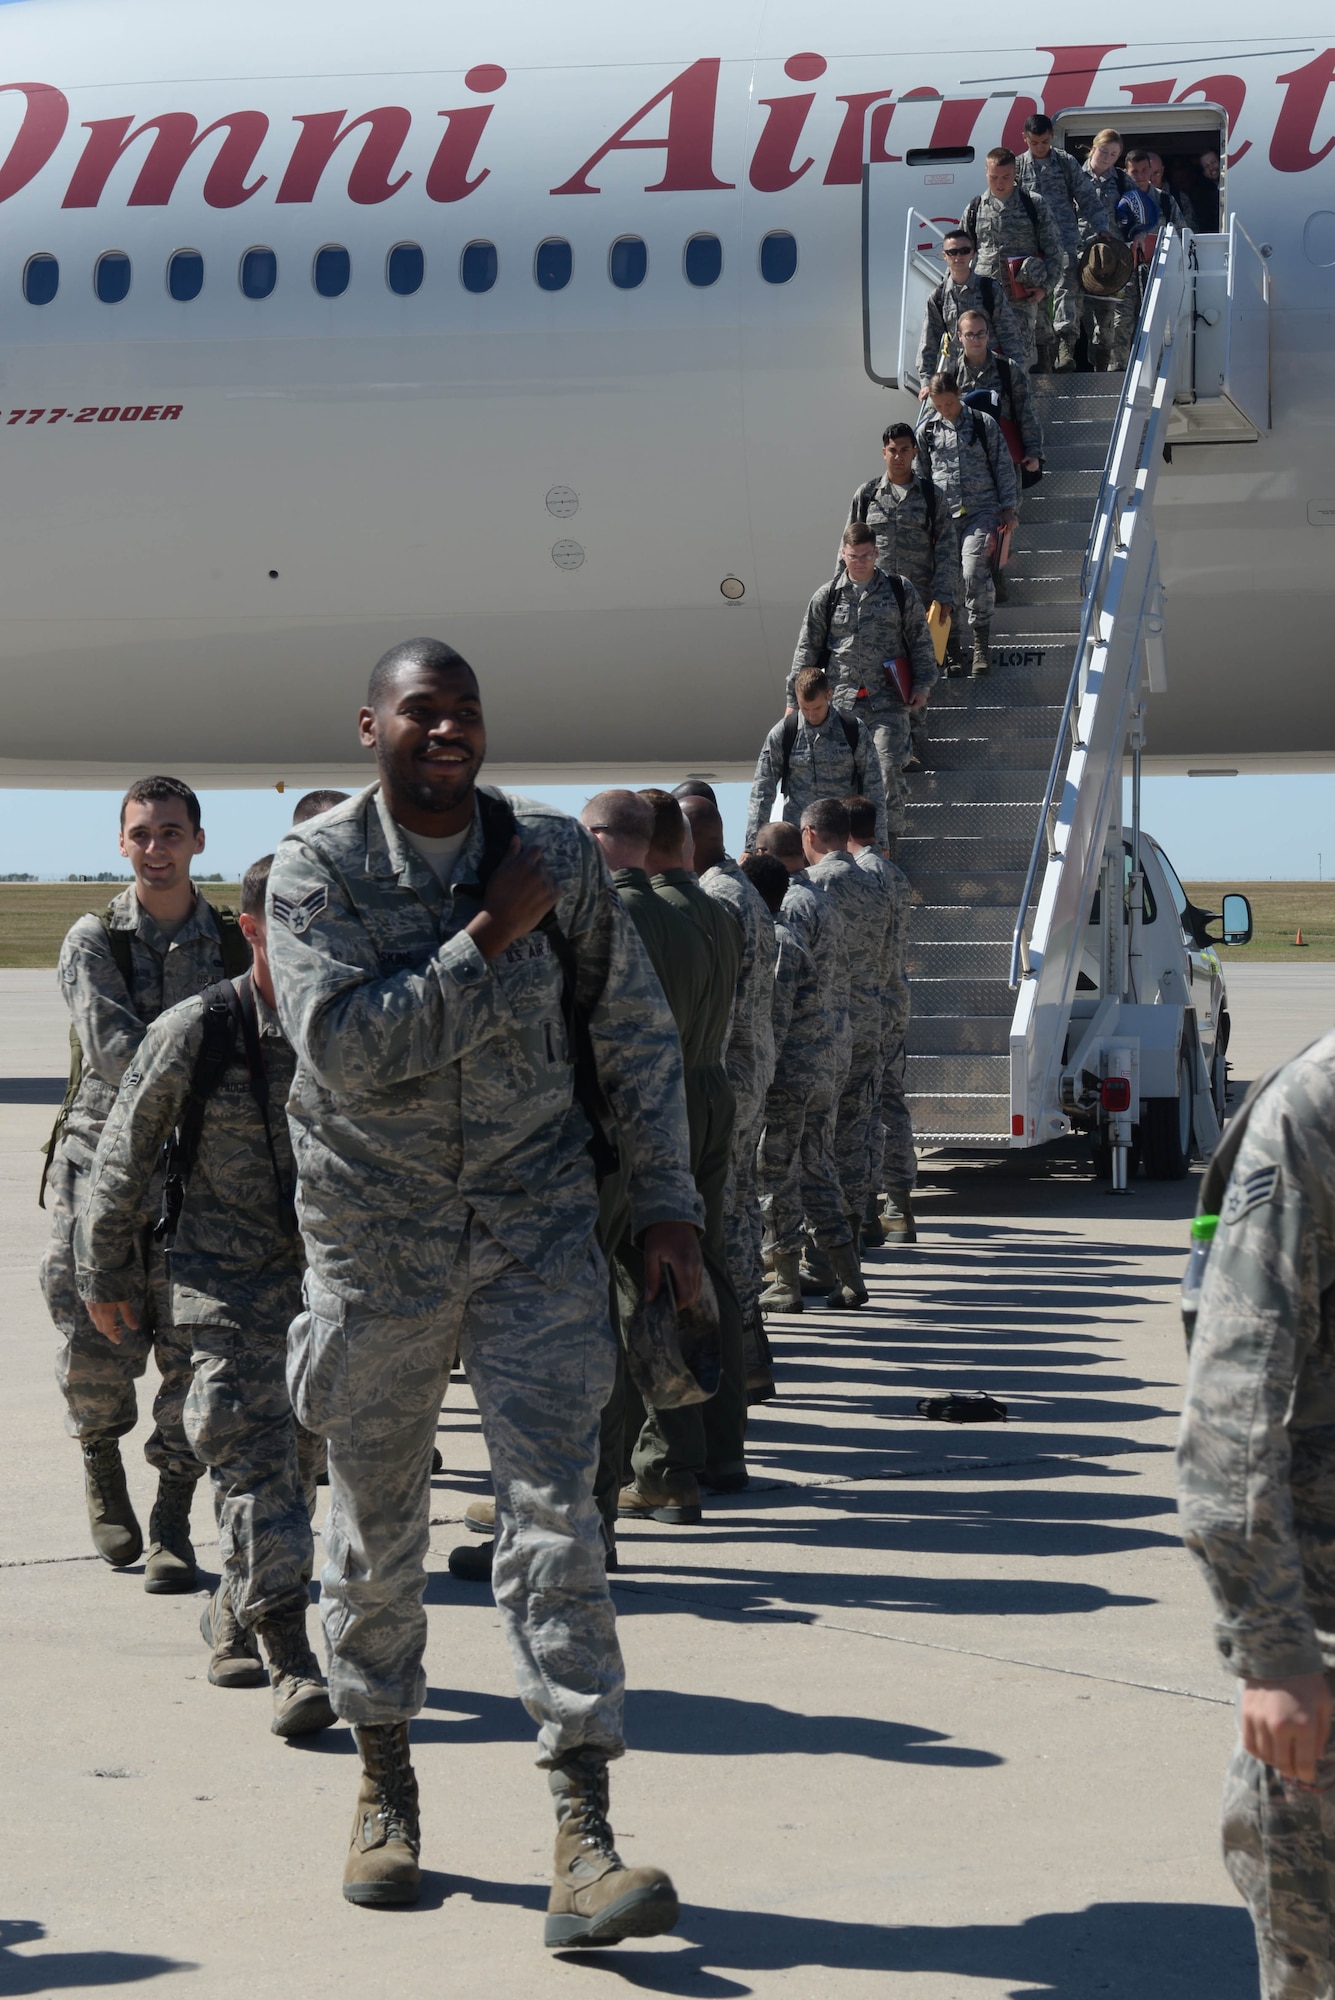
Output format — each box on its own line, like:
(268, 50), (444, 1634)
(2, 963), (1332, 1998)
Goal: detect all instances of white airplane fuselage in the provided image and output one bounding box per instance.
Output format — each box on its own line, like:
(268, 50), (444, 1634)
(1, 2), (1333, 787)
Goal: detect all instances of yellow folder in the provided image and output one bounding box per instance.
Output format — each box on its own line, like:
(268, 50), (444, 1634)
(927, 600), (952, 666)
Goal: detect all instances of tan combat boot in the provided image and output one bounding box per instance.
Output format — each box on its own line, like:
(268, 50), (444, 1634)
(199, 1581), (266, 1689)
(143, 1472), (198, 1594)
(343, 1723), (421, 1907)
(81, 1435), (143, 1568)
(255, 1604), (336, 1738)
(971, 622), (992, 678)
(883, 1185), (918, 1244)
(544, 1748), (680, 1949)
(826, 1241), (868, 1310)
(759, 1251), (803, 1315)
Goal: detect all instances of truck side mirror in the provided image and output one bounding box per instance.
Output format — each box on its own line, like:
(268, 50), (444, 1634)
(1221, 892), (1252, 946)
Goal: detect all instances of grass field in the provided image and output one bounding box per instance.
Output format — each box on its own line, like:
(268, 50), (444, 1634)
(2, 878), (1331, 968)
(1185, 882), (1335, 962)
(0, 883), (241, 969)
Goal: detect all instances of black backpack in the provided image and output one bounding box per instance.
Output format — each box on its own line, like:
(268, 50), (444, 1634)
(851, 471), (939, 542)
(932, 270), (1001, 329)
(155, 972), (296, 1250)
(40, 898), (251, 1207)
(463, 787), (620, 1187)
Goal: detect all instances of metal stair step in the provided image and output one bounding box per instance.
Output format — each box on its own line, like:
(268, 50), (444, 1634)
(900, 834), (1035, 872)
(1028, 376), (1124, 408)
(905, 802), (1046, 842)
(928, 668), (1069, 708)
(904, 768), (1052, 803)
(1036, 441), (1112, 472)
(1008, 522), (1097, 552)
(1021, 469), (1102, 505)
(908, 903), (1015, 941)
(903, 1092), (1012, 1139)
(907, 1014), (1011, 1055)
(1003, 575), (1084, 605)
(905, 875), (1028, 913)
(908, 940), (1013, 980)
(907, 1053), (1012, 1094)
(990, 602), (1083, 636)
(905, 974), (1019, 1019)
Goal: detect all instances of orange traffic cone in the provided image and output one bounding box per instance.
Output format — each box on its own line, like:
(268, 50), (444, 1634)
(1295, 927), (1307, 947)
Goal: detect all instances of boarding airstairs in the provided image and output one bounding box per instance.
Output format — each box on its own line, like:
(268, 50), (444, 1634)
(866, 210), (1271, 1157)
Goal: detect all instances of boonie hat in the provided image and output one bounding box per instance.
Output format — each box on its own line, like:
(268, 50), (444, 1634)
(1081, 233), (1134, 296)
(625, 1264), (721, 1410)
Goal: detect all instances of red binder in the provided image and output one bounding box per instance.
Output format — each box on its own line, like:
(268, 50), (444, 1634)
(883, 656), (913, 704)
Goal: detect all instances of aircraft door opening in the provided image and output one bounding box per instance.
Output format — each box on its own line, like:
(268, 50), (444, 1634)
(862, 151), (974, 390)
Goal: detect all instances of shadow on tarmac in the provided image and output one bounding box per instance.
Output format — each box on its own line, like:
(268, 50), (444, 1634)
(0, 1919), (194, 1993)
(556, 1898), (1257, 1996)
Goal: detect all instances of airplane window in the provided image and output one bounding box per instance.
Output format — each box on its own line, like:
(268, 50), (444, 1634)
(760, 230), (798, 285)
(241, 248), (277, 300)
(387, 242), (424, 296)
(95, 253), (131, 304)
(609, 237), (647, 289)
(167, 251), (203, 302)
(535, 239), (572, 292)
(22, 253), (58, 305)
(314, 246), (350, 298)
(460, 241), (497, 294)
(684, 234), (723, 287)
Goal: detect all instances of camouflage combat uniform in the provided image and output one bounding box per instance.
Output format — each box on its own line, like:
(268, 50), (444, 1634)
(1178, 1032), (1335, 1999)
(786, 568), (939, 838)
(759, 876), (851, 1257)
(916, 404), (1017, 635)
(803, 850), (887, 1228)
(267, 786), (699, 1757)
(745, 707), (886, 853)
(1016, 146), (1101, 353)
(918, 272), (1027, 382)
(966, 185), (1065, 368)
(699, 857), (777, 1401)
(75, 975), (311, 1624)
(847, 471), (961, 752)
(854, 844), (915, 1197)
(616, 866), (745, 1497)
(40, 888), (242, 1480)
(1081, 162), (1137, 372)
(948, 345), (1043, 462)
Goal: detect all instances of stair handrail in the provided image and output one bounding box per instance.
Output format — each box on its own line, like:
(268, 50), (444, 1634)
(1008, 228), (1189, 992)
(897, 208), (950, 393)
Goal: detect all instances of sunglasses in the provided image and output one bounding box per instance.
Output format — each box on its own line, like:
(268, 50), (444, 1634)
(944, 247), (972, 258)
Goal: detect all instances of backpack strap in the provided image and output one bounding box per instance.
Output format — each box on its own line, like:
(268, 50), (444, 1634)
(1017, 186), (1041, 238)
(40, 905), (134, 1208)
(208, 905), (253, 979)
(963, 196), (980, 242)
(154, 980), (245, 1249)
(234, 976), (298, 1239)
(468, 786), (620, 1187)
(979, 273), (997, 323)
(839, 712), (860, 756)
(779, 711), (800, 795)
(850, 478), (876, 525)
(885, 572), (907, 620)
(816, 569), (846, 670)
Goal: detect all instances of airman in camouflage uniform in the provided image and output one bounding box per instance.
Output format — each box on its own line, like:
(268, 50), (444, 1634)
(1017, 117), (1102, 369)
(801, 805), (888, 1264)
(787, 523), (938, 846)
(682, 795), (777, 1447)
(75, 856), (334, 1739)
(753, 826), (853, 1310)
(1081, 131), (1137, 373)
(846, 800), (916, 1240)
(746, 668), (886, 852)
(848, 421), (961, 746)
(918, 231), (1028, 383)
(40, 775), (248, 1591)
(267, 639), (700, 1938)
(1178, 1031), (1335, 1999)
(917, 383), (1017, 677)
(964, 149), (1065, 369)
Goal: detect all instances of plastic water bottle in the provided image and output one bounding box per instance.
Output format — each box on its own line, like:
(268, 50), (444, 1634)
(1181, 1214), (1219, 1349)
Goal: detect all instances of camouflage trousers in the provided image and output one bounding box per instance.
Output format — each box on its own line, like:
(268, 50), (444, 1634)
(759, 1077), (851, 1255)
(871, 1035), (918, 1195)
(956, 513), (1000, 631)
(1223, 1734), (1335, 1998)
(835, 1043), (882, 1225)
(1052, 248), (1082, 339)
(40, 1157), (204, 1481)
(1011, 295), (1042, 369)
(290, 1221), (622, 1762)
(868, 716), (911, 845)
(725, 1083), (767, 1323)
(630, 1063), (746, 1491)
(1085, 289), (1135, 372)
(183, 1322), (313, 1625)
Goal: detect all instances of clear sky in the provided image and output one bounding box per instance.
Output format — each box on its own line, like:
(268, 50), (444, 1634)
(0, 772), (1331, 883)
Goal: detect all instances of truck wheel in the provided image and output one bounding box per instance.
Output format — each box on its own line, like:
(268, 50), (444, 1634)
(1141, 1049), (1194, 1180)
